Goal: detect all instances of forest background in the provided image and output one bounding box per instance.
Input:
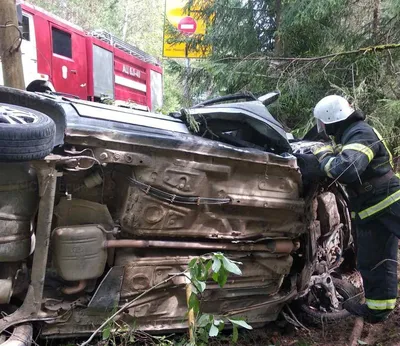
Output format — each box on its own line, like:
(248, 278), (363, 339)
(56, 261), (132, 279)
(30, 0), (400, 153)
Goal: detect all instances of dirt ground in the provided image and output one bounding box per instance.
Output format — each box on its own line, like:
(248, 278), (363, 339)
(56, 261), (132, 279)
(220, 254), (400, 346)
(50, 305), (400, 346)
(224, 308), (400, 346)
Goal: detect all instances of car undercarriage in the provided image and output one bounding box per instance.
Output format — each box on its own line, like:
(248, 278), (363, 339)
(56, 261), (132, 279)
(0, 87), (359, 344)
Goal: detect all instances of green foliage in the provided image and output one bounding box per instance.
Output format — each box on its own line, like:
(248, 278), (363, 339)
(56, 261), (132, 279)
(175, 0), (400, 154)
(161, 68), (184, 114)
(280, 0), (350, 56)
(187, 253), (252, 345)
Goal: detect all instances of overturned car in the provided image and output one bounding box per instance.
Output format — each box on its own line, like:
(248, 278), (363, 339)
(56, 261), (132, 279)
(0, 87), (359, 344)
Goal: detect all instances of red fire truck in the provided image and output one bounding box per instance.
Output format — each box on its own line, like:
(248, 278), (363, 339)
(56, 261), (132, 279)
(0, 1), (163, 111)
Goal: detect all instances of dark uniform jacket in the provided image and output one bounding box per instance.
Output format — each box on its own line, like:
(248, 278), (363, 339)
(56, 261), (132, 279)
(319, 120), (400, 220)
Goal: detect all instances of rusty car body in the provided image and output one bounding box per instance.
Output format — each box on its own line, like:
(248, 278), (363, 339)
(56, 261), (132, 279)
(0, 87), (357, 344)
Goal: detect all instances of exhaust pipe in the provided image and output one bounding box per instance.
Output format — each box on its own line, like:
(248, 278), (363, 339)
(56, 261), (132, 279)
(104, 239), (297, 253)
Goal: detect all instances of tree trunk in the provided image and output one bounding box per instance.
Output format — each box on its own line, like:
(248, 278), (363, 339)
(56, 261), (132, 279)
(0, 0), (25, 89)
(274, 0), (282, 56)
(373, 0), (380, 43)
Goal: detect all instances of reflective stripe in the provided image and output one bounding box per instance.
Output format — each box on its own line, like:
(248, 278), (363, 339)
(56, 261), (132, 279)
(341, 143), (374, 162)
(359, 189), (400, 219)
(313, 145), (333, 155)
(372, 128), (394, 169)
(323, 157), (335, 178)
(351, 211), (356, 219)
(366, 298), (396, 310)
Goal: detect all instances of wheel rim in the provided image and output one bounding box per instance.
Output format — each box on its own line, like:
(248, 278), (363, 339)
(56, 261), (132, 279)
(0, 106), (38, 125)
(306, 281), (346, 313)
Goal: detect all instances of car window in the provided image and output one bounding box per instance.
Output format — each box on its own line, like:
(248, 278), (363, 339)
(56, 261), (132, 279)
(52, 27), (72, 58)
(22, 15), (30, 41)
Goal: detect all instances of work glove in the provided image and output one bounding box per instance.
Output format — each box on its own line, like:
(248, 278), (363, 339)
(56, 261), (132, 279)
(293, 152), (326, 183)
(312, 144), (334, 163)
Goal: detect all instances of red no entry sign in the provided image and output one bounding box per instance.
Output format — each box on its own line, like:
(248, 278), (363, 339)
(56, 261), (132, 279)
(177, 16), (197, 36)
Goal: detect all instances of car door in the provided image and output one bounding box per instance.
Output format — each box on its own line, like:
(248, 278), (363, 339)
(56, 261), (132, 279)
(50, 24), (87, 99)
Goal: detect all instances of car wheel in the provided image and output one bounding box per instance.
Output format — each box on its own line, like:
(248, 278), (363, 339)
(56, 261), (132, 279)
(297, 277), (362, 325)
(0, 103), (55, 161)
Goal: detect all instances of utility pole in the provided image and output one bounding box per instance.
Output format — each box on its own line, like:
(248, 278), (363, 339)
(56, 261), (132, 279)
(0, 0), (25, 89)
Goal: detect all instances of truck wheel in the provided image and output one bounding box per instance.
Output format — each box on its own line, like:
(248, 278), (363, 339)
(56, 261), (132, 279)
(0, 103), (55, 161)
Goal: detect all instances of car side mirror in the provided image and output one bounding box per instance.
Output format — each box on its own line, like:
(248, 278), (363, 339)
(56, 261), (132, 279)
(258, 91), (280, 106)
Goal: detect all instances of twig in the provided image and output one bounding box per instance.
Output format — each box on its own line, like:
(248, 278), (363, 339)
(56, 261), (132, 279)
(185, 277), (195, 344)
(80, 269), (188, 346)
(349, 317), (364, 346)
(285, 305), (310, 332)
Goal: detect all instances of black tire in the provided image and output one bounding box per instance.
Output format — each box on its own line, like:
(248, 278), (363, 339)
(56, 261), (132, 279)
(296, 278), (362, 326)
(0, 103), (55, 161)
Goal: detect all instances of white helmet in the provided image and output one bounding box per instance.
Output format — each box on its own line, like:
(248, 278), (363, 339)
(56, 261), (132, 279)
(313, 95), (355, 133)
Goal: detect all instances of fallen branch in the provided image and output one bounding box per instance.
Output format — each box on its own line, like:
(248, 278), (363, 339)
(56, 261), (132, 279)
(215, 43), (400, 63)
(349, 317), (364, 346)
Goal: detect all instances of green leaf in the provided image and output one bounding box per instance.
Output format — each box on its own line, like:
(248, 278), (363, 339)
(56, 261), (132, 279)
(232, 325), (238, 343)
(205, 259), (212, 272)
(217, 267), (228, 287)
(197, 314), (211, 327)
(209, 323), (219, 337)
(221, 256), (242, 275)
(217, 321), (225, 331)
(199, 261), (210, 281)
(358, 341), (368, 345)
(213, 318), (223, 326)
(229, 319), (253, 330)
(196, 260), (203, 278)
(212, 258), (221, 273)
(191, 280), (199, 294)
(189, 292), (200, 314)
(212, 271), (219, 283)
(197, 280), (206, 293)
(188, 258), (197, 268)
(190, 267), (197, 281)
(214, 252), (224, 259)
(102, 326), (111, 340)
(198, 328), (209, 343)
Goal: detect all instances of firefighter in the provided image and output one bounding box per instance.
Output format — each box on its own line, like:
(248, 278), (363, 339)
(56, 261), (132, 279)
(312, 95), (400, 323)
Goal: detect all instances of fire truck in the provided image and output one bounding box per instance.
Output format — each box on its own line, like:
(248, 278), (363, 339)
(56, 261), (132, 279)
(0, 1), (163, 111)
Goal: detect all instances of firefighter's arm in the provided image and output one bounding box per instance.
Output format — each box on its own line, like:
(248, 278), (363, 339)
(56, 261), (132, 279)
(315, 131), (379, 183)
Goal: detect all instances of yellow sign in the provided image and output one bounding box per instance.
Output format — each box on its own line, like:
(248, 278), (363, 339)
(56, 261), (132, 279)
(163, 0), (212, 58)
